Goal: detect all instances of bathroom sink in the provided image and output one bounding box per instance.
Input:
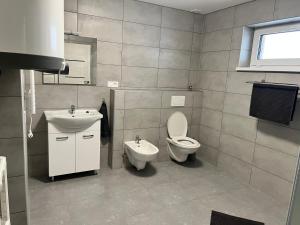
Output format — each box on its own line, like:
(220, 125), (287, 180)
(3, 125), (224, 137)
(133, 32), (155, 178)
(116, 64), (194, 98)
(44, 109), (102, 130)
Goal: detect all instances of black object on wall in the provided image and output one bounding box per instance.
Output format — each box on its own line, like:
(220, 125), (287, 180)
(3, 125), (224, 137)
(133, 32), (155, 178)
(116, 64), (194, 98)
(99, 100), (111, 138)
(210, 211), (265, 225)
(249, 82), (298, 125)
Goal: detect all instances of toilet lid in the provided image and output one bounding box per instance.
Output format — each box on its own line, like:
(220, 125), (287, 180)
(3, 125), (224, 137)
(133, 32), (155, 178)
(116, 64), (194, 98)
(167, 111), (188, 138)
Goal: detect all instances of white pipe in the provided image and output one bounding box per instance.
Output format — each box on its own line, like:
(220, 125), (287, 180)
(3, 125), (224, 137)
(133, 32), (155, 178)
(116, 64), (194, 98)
(30, 70), (36, 115)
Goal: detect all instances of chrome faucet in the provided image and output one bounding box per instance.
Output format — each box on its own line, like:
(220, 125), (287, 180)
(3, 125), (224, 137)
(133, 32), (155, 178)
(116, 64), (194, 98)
(135, 135), (141, 144)
(70, 105), (76, 114)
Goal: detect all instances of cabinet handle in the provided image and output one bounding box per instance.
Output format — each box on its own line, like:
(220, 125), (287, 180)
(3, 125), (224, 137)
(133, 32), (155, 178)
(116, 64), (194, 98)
(83, 135), (94, 139)
(56, 136), (69, 141)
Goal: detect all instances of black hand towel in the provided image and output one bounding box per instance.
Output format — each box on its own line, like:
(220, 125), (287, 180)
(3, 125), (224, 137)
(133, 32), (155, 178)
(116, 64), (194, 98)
(250, 83), (298, 125)
(99, 101), (111, 138)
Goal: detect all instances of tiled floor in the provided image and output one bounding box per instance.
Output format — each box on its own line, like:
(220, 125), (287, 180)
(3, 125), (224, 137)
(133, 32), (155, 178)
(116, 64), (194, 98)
(29, 159), (289, 225)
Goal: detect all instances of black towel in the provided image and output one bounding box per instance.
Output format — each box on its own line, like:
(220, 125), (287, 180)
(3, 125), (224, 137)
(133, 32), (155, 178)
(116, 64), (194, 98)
(99, 101), (111, 138)
(210, 211), (265, 225)
(250, 83), (298, 125)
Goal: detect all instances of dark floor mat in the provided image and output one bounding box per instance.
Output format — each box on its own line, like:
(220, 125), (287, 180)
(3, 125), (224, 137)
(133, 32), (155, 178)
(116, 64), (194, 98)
(210, 211), (265, 225)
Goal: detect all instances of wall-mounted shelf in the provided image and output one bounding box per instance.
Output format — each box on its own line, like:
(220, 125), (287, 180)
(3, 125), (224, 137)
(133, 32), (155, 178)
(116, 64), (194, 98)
(236, 66), (300, 73)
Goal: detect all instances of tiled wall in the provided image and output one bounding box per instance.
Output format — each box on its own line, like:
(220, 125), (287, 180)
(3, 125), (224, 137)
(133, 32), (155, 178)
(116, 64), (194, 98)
(196, 0), (300, 204)
(28, 0), (203, 176)
(109, 89), (202, 168)
(0, 70), (27, 225)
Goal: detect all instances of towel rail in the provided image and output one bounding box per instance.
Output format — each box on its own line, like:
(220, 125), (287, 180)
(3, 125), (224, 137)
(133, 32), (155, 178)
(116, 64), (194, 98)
(245, 80), (299, 87)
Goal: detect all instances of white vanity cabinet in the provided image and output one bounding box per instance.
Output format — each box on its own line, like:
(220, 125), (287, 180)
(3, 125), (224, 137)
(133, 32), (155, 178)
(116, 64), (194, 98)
(45, 109), (102, 179)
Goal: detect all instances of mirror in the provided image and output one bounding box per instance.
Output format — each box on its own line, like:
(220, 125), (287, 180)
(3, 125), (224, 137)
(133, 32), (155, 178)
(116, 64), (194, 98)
(43, 35), (97, 85)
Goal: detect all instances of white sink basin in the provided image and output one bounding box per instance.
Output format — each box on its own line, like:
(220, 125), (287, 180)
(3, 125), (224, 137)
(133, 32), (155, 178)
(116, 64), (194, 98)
(44, 109), (103, 130)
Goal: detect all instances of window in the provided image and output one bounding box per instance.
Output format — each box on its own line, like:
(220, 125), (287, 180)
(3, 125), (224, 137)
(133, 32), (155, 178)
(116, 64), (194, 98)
(250, 23), (300, 69)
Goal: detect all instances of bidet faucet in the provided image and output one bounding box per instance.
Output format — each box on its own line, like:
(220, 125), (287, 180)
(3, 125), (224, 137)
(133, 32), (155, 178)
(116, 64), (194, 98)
(135, 135), (141, 144)
(70, 105), (76, 114)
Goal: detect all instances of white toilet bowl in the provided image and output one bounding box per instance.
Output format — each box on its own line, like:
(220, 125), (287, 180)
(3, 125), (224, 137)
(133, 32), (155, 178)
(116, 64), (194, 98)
(166, 111), (201, 162)
(124, 140), (159, 170)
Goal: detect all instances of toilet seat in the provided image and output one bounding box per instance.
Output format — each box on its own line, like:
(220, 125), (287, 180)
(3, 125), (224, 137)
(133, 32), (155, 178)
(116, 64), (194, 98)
(167, 111), (188, 138)
(168, 136), (201, 149)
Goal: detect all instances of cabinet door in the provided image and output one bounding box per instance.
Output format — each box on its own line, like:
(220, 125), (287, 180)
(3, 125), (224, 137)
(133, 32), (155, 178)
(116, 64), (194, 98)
(76, 131), (100, 172)
(48, 133), (76, 177)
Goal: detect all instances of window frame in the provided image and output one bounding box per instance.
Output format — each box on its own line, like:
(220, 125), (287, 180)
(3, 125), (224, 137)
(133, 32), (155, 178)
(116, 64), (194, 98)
(250, 23), (300, 68)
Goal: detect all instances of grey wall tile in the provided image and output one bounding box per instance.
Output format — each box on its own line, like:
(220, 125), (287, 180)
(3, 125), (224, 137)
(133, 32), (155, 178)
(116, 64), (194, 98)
(161, 91), (194, 108)
(200, 108), (222, 131)
(194, 14), (205, 33)
(78, 14), (122, 43)
(250, 167), (293, 204)
(124, 128), (160, 146)
(204, 7), (234, 32)
(192, 108), (202, 125)
(121, 66), (158, 88)
(266, 73), (300, 87)
(112, 130), (124, 150)
(226, 72), (265, 95)
(8, 176), (26, 213)
(98, 41), (122, 65)
(198, 71), (227, 92)
(192, 33), (204, 52)
(124, 109), (161, 129)
(124, 0), (162, 26)
(253, 145), (297, 182)
(101, 147), (109, 168)
(124, 90), (162, 109)
(222, 113), (257, 142)
(218, 152), (252, 184)
(228, 50), (240, 71)
(162, 7), (194, 32)
(220, 134), (254, 163)
(0, 70), (21, 97)
(234, 0), (275, 26)
(223, 93), (251, 117)
(11, 212), (27, 225)
(202, 90), (225, 111)
(97, 64), (121, 86)
(199, 126), (221, 148)
(27, 132), (47, 156)
(202, 29), (232, 52)
(112, 90), (124, 109)
(197, 145), (219, 165)
(35, 85), (77, 109)
(231, 27), (243, 50)
(0, 97), (23, 138)
(0, 138), (24, 177)
(64, 12), (77, 33)
(78, 0), (123, 20)
(200, 51), (230, 72)
(65, 0), (77, 12)
(274, 0), (300, 19)
(112, 110), (124, 130)
(256, 121), (300, 157)
(123, 22), (161, 47)
(77, 86), (110, 108)
(122, 44), (159, 67)
(158, 69), (189, 88)
(28, 155), (48, 177)
(160, 28), (193, 51)
(190, 52), (201, 70)
(159, 49), (191, 69)
(193, 92), (203, 108)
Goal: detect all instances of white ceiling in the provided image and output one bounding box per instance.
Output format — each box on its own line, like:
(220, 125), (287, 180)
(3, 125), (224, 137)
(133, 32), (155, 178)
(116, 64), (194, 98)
(140, 0), (253, 14)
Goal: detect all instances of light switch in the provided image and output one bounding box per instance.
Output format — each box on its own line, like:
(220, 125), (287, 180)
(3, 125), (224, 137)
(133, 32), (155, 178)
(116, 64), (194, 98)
(171, 96), (185, 107)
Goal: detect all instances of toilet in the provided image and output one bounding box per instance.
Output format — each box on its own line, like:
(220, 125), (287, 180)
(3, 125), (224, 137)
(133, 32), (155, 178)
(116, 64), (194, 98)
(166, 111), (201, 162)
(124, 140), (159, 170)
